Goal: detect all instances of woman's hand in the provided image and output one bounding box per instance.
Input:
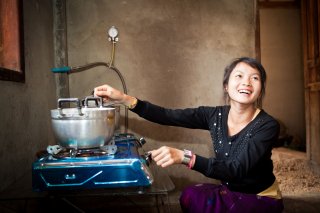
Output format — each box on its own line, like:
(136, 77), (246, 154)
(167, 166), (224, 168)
(94, 84), (136, 107)
(149, 146), (184, 168)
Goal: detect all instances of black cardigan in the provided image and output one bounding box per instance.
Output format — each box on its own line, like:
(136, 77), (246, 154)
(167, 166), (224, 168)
(131, 100), (280, 194)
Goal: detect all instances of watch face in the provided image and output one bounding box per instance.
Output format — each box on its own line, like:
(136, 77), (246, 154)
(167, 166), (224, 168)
(108, 26), (118, 38)
(184, 149), (192, 158)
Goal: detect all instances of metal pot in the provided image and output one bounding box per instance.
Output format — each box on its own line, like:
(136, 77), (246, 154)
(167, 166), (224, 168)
(51, 97), (115, 149)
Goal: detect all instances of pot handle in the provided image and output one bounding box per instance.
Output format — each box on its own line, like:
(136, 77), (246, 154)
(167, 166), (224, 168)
(57, 98), (83, 116)
(84, 96), (103, 108)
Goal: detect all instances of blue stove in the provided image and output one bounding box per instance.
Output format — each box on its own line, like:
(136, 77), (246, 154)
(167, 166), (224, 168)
(32, 133), (153, 191)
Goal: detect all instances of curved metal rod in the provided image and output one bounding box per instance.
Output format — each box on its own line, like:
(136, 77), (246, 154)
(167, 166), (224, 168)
(70, 62), (128, 132)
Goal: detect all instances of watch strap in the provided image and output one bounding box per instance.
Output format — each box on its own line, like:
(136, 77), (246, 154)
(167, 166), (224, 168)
(182, 149), (192, 165)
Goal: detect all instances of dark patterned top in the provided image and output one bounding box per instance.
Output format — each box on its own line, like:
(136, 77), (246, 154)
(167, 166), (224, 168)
(131, 100), (280, 194)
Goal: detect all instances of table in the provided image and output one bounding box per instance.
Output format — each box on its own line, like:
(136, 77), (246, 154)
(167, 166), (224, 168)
(0, 163), (175, 212)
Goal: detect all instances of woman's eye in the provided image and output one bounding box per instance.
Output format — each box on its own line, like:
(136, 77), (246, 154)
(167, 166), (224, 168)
(235, 74), (242, 78)
(252, 76), (260, 81)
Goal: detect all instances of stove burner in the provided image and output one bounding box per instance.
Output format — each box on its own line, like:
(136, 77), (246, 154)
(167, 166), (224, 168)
(52, 148), (109, 159)
(46, 142), (117, 159)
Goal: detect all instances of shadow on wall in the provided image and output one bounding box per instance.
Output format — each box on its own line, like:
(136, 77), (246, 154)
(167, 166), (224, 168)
(274, 119), (305, 152)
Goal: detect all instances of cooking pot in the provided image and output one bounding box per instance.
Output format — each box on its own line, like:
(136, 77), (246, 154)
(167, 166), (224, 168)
(51, 97), (115, 149)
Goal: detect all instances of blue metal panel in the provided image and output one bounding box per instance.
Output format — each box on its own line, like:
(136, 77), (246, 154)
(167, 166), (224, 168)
(32, 134), (153, 191)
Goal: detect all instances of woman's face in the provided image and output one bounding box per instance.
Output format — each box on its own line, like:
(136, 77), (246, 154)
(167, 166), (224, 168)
(225, 62), (262, 106)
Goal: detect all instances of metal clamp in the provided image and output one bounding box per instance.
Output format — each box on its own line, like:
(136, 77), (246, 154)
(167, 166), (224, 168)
(47, 145), (64, 155)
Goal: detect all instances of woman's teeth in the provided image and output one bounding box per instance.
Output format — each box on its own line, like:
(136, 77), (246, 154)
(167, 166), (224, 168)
(239, 89), (251, 94)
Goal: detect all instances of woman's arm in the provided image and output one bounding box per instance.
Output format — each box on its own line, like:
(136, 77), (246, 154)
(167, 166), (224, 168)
(94, 84), (212, 129)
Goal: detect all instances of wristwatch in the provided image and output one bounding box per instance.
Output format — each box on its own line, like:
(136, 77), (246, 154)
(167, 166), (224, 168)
(128, 97), (138, 109)
(181, 149), (192, 165)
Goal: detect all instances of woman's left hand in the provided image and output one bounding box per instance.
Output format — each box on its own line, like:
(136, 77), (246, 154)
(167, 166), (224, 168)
(149, 146), (184, 167)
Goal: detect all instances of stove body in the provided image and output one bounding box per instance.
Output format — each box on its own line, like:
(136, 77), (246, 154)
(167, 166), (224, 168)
(32, 134), (153, 191)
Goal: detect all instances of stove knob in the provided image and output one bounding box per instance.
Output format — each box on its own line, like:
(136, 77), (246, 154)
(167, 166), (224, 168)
(143, 152), (152, 166)
(138, 137), (146, 147)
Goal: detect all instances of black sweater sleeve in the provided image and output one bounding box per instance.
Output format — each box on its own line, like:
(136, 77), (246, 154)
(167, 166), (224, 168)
(131, 99), (213, 130)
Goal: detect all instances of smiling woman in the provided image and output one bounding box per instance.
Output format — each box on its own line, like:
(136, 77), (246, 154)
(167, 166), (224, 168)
(93, 57), (285, 213)
(0, 0), (24, 83)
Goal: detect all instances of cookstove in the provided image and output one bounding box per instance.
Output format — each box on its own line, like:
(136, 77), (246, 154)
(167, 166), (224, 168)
(32, 133), (153, 191)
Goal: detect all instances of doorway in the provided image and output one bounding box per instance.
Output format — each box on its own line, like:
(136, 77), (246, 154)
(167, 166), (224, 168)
(258, 0), (306, 152)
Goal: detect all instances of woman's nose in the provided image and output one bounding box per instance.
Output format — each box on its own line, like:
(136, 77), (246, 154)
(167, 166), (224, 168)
(242, 79), (251, 86)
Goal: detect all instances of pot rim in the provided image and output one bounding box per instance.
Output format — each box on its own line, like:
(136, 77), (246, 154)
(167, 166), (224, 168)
(51, 106), (116, 119)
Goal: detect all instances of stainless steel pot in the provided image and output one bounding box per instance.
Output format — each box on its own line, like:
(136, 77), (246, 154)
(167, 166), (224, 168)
(51, 97), (115, 149)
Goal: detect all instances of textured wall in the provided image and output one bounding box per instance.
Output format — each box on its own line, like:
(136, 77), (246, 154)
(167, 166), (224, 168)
(0, 0), (56, 191)
(67, 0), (255, 194)
(0, 0), (306, 205)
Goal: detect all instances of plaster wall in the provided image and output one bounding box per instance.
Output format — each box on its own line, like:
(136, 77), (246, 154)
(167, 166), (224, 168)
(66, 0), (255, 191)
(0, 0), (56, 191)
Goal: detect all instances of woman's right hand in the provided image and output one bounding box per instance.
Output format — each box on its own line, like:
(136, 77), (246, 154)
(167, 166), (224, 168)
(94, 84), (136, 107)
(149, 146), (185, 168)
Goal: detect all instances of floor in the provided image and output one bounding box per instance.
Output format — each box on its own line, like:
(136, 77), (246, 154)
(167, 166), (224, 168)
(282, 192), (320, 213)
(1, 192), (320, 213)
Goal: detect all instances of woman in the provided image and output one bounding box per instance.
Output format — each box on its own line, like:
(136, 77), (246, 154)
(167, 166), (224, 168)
(94, 57), (284, 213)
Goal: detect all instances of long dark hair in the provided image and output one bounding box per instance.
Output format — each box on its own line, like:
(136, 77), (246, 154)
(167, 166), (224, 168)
(223, 57), (267, 108)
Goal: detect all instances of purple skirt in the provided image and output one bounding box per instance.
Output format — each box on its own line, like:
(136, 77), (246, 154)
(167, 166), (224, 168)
(180, 183), (284, 213)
